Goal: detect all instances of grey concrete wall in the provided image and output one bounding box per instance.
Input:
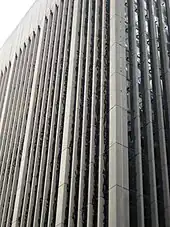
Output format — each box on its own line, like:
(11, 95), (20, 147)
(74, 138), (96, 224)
(1, 0), (170, 226)
(0, 0), (121, 226)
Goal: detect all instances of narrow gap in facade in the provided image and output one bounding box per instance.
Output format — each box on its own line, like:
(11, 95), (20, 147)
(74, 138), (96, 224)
(81, 0), (96, 224)
(39, 5), (60, 226)
(36, 8), (58, 225)
(50, 0), (75, 225)
(19, 28), (40, 223)
(7, 39), (32, 226)
(126, 0), (138, 226)
(0, 47), (25, 226)
(159, 0), (170, 189)
(74, 0), (89, 224)
(21, 20), (47, 225)
(65, 0), (84, 225)
(137, 0), (154, 225)
(155, 1), (168, 225)
(103, 0), (110, 225)
(30, 12), (53, 227)
(147, 1), (166, 226)
(85, 0), (102, 224)
(46, 1), (69, 225)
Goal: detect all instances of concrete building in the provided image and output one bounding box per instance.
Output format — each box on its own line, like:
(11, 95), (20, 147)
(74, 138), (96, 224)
(0, 0), (170, 226)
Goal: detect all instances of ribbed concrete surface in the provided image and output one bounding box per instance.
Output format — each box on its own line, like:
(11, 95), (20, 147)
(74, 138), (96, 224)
(0, 0), (170, 226)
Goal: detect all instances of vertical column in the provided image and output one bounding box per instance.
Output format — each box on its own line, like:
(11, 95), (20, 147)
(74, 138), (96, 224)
(32, 7), (58, 225)
(157, 0), (170, 225)
(68, 0), (88, 225)
(164, 0), (170, 35)
(0, 69), (6, 114)
(11, 18), (47, 227)
(0, 55), (17, 150)
(46, 0), (70, 225)
(109, 1), (129, 227)
(1, 46), (25, 159)
(0, 63), (11, 118)
(0, 56), (16, 136)
(147, 1), (170, 226)
(0, 49), (23, 199)
(1, 41), (30, 227)
(97, 0), (109, 226)
(137, 0), (159, 226)
(0, 70), (3, 92)
(39, 2), (63, 226)
(77, 0), (94, 225)
(157, 0), (170, 141)
(26, 12), (52, 227)
(87, 0), (102, 225)
(14, 28), (40, 227)
(127, 1), (145, 226)
(6, 33), (36, 227)
(55, 0), (81, 225)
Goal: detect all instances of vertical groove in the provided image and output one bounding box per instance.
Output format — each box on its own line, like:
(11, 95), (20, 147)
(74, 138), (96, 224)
(147, 1), (170, 227)
(51, 0), (75, 224)
(0, 46), (25, 225)
(0, 57), (16, 140)
(0, 56), (16, 176)
(0, 1), (170, 226)
(44, 1), (69, 226)
(26, 13), (53, 227)
(56, 0), (82, 225)
(6, 33), (36, 227)
(39, 3), (64, 226)
(19, 20), (48, 226)
(0, 69), (6, 116)
(127, 1), (145, 226)
(87, 0), (102, 226)
(11, 29), (40, 227)
(128, 0), (150, 226)
(17, 23), (47, 227)
(0, 70), (4, 95)
(1, 40), (31, 227)
(11, 21), (44, 226)
(137, 0), (159, 226)
(0, 53), (19, 158)
(156, 0), (170, 225)
(77, 0), (95, 225)
(97, 0), (109, 225)
(164, 0), (170, 36)
(0, 50), (23, 201)
(67, 0), (88, 225)
(33, 7), (58, 226)
(0, 63), (11, 118)
(0, 50), (22, 224)
(157, 0), (170, 151)
(46, 0), (72, 226)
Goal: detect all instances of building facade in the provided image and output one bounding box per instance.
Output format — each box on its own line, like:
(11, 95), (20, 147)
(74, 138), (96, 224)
(0, 0), (170, 226)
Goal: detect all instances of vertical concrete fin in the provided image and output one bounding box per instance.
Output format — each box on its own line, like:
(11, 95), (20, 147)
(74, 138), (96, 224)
(109, 0), (129, 226)
(55, 0), (82, 225)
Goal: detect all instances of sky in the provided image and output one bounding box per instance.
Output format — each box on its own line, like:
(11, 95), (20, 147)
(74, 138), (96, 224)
(0, 0), (35, 48)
